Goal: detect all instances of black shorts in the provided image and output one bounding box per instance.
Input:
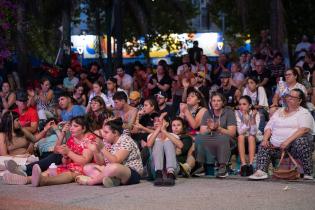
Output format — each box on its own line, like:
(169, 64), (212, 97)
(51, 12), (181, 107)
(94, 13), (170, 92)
(125, 168), (141, 185)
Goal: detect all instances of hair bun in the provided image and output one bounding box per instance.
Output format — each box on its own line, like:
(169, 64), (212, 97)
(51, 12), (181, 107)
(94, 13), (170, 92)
(110, 117), (123, 127)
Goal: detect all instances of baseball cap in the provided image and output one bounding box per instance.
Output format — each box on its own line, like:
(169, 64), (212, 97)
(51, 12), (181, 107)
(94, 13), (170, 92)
(129, 91), (141, 100)
(219, 71), (231, 79)
(16, 90), (28, 102)
(155, 91), (168, 98)
(197, 71), (206, 79)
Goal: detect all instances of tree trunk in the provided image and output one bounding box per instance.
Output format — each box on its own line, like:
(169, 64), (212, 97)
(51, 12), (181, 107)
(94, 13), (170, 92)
(113, 0), (123, 67)
(270, 0), (286, 53)
(95, 8), (104, 70)
(16, 0), (28, 88)
(236, 0), (248, 31)
(106, 4), (113, 77)
(62, 0), (71, 68)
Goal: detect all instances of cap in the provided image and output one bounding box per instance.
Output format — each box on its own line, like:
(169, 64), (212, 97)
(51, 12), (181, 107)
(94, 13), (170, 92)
(155, 91), (168, 98)
(219, 71), (231, 79)
(16, 90), (28, 102)
(129, 91), (141, 100)
(197, 71), (206, 79)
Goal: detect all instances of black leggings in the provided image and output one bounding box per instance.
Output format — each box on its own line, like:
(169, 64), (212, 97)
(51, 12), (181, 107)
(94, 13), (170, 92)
(26, 153), (62, 176)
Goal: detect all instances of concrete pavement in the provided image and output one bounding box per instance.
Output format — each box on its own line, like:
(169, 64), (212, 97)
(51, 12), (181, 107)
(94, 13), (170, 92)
(0, 177), (314, 210)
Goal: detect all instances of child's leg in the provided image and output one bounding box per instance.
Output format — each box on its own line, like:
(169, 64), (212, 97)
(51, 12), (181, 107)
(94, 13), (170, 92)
(237, 135), (246, 165)
(248, 135), (256, 165)
(164, 140), (177, 173)
(186, 143), (196, 169)
(152, 140), (165, 171)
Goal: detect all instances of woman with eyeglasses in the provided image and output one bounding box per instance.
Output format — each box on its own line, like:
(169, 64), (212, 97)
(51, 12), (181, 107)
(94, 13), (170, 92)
(249, 89), (315, 180)
(271, 68), (307, 108)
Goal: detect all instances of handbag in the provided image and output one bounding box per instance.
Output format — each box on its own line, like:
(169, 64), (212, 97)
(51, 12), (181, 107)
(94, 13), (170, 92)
(272, 151), (300, 180)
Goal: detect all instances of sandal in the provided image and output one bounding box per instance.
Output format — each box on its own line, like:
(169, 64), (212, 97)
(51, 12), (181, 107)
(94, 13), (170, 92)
(75, 175), (91, 185)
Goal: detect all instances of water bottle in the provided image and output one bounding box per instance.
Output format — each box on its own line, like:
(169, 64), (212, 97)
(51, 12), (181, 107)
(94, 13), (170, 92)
(48, 163), (57, 177)
(278, 77), (287, 97)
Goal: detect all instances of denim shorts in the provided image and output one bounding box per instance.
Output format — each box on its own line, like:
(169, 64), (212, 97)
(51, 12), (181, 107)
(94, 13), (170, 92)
(126, 168), (141, 185)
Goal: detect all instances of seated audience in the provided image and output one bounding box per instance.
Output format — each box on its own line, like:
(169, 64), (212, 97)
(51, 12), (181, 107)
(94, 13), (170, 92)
(249, 89), (315, 180)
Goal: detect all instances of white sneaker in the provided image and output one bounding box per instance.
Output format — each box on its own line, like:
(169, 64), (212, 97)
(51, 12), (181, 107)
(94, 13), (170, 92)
(304, 175), (314, 180)
(248, 170), (268, 180)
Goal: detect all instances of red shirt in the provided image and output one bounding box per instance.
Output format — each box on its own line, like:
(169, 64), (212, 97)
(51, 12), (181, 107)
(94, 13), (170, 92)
(13, 107), (39, 128)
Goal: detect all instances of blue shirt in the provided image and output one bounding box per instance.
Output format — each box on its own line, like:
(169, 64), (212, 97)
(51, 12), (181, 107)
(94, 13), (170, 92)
(61, 105), (85, 121)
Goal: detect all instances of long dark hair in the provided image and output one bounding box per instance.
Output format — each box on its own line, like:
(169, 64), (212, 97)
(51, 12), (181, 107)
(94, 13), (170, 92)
(87, 96), (113, 131)
(0, 111), (24, 144)
(187, 87), (207, 108)
(145, 97), (159, 113)
(171, 117), (187, 135)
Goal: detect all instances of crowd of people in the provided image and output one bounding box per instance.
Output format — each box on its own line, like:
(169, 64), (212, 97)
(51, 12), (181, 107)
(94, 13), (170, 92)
(0, 34), (315, 188)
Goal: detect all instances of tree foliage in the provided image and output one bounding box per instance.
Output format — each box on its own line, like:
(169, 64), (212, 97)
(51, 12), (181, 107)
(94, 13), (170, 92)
(209, 0), (315, 50)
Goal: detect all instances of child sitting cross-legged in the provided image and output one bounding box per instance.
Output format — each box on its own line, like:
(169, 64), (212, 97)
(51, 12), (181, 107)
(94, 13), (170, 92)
(146, 113), (183, 186)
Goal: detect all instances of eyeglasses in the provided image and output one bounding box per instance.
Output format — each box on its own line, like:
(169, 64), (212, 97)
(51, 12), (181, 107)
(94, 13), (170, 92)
(285, 73), (293, 77)
(284, 94), (300, 100)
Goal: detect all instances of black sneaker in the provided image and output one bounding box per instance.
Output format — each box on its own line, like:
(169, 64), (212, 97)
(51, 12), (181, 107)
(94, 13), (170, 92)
(240, 165), (248, 177)
(216, 165), (228, 178)
(154, 170), (163, 186)
(247, 164), (254, 176)
(164, 172), (175, 186)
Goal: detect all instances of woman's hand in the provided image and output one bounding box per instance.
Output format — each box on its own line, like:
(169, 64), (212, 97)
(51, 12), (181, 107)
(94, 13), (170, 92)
(280, 140), (290, 150)
(55, 145), (70, 155)
(261, 140), (271, 148)
(60, 122), (70, 133)
(180, 103), (188, 114)
(182, 78), (190, 88)
(141, 140), (147, 148)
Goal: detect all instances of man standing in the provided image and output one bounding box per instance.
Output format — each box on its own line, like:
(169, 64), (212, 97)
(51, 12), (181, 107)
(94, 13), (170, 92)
(188, 41), (203, 65)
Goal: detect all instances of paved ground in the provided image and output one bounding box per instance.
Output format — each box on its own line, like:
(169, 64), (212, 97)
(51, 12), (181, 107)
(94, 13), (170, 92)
(0, 177), (314, 210)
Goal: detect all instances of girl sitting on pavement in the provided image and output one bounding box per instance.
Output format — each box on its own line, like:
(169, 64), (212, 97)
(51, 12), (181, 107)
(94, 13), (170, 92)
(75, 118), (143, 187)
(147, 113), (183, 186)
(235, 96), (260, 177)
